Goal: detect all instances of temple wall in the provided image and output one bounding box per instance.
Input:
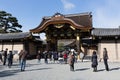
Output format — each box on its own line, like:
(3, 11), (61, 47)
(0, 42), (23, 53)
(0, 42), (24, 61)
(117, 40), (120, 59)
(87, 49), (94, 56)
(13, 43), (23, 61)
(13, 42), (23, 53)
(0, 43), (2, 50)
(3, 42), (13, 51)
(98, 40), (120, 62)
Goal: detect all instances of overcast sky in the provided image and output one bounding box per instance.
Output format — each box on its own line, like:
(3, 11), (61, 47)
(1, 0), (120, 39)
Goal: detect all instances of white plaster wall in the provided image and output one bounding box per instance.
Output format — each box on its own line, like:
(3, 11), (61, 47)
(13, 43), (23, 53)
(117, 40), (120, 60)
(3, 43), (13, 52)
(0, 42), (23, 61)
(0, 43), (2, 51)
(99, 40), (117, 62)
(87, 49), (94, 56)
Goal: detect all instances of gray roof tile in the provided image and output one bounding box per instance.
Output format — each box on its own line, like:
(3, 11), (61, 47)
(0, 32), (31, 40)
(92, 28), (120, 36)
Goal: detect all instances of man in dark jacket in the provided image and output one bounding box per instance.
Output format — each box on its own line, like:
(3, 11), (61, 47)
(3, 48), (8, 65)
(91, 51), (98, 72)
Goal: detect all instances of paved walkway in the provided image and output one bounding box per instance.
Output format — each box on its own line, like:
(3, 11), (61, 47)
(0, 59), (120, 80)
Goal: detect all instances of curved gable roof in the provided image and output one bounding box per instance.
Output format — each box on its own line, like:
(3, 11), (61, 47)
(30, 12), (92, 33)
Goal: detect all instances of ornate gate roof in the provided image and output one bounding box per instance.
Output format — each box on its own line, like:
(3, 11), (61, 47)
(30, 12), (93, 33)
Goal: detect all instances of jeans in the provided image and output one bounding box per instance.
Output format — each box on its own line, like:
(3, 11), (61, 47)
(8, 59), (12, 68)
(20, 59), (26, 71)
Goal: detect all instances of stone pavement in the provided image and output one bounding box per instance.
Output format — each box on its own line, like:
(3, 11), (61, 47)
(0, 59), (120, 80)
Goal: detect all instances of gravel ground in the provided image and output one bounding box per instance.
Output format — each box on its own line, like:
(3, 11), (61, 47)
(0, 59), (120, 80)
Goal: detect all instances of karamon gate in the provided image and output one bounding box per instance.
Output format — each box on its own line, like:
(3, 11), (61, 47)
(30, 12), (93, 53)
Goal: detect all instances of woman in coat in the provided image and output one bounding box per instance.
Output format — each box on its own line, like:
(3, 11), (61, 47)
(91, 51), (98, 72)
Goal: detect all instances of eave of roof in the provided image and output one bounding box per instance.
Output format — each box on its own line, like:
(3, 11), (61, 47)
(0, 32), (31, 40)
(43, 12), (91, 19)
(92, 28), (120, 36)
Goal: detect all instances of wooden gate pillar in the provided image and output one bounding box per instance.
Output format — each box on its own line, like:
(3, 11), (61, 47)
(76, 33), (81, 60)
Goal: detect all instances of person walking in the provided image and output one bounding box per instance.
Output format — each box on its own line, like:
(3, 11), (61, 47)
(91, 51), (98, 72)
(3, 48), (8, 65)
(19, 49), (28, 71)
(68, 52), (75, 71)
(103, 48), (109, 71)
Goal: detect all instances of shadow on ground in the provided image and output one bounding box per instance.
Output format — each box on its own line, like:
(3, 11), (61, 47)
(26, 67), (52, 72)
(94, 67), (120, 72)
(0, 67), (52, 77)
(0, 69), (20, 77)
(97, 69), (105, 72)
(110, 67), (120, 71)
(75, 68), (90, 71)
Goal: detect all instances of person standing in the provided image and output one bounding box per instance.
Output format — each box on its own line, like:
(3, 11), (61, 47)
(63, 52), (67, 64)
(37, 50), (41, 63)
(3, 48), (8, 65)
(7, 51), (13, 68)
(103, 48), (109, 71)
(0, 50), (3, 63)
(44, 51), (48, 64)
(19, 49), (28, 71)
(91, 51), (98, 72)
(53, 51), (58, 63)
(0, 53), (3, 63)
(68, 52), (75, 71)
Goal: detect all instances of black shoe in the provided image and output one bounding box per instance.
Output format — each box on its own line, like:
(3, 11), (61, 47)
(21, 69), (24, 71)
(106, 69), (109, 71)
(93, 70), (97, 72)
